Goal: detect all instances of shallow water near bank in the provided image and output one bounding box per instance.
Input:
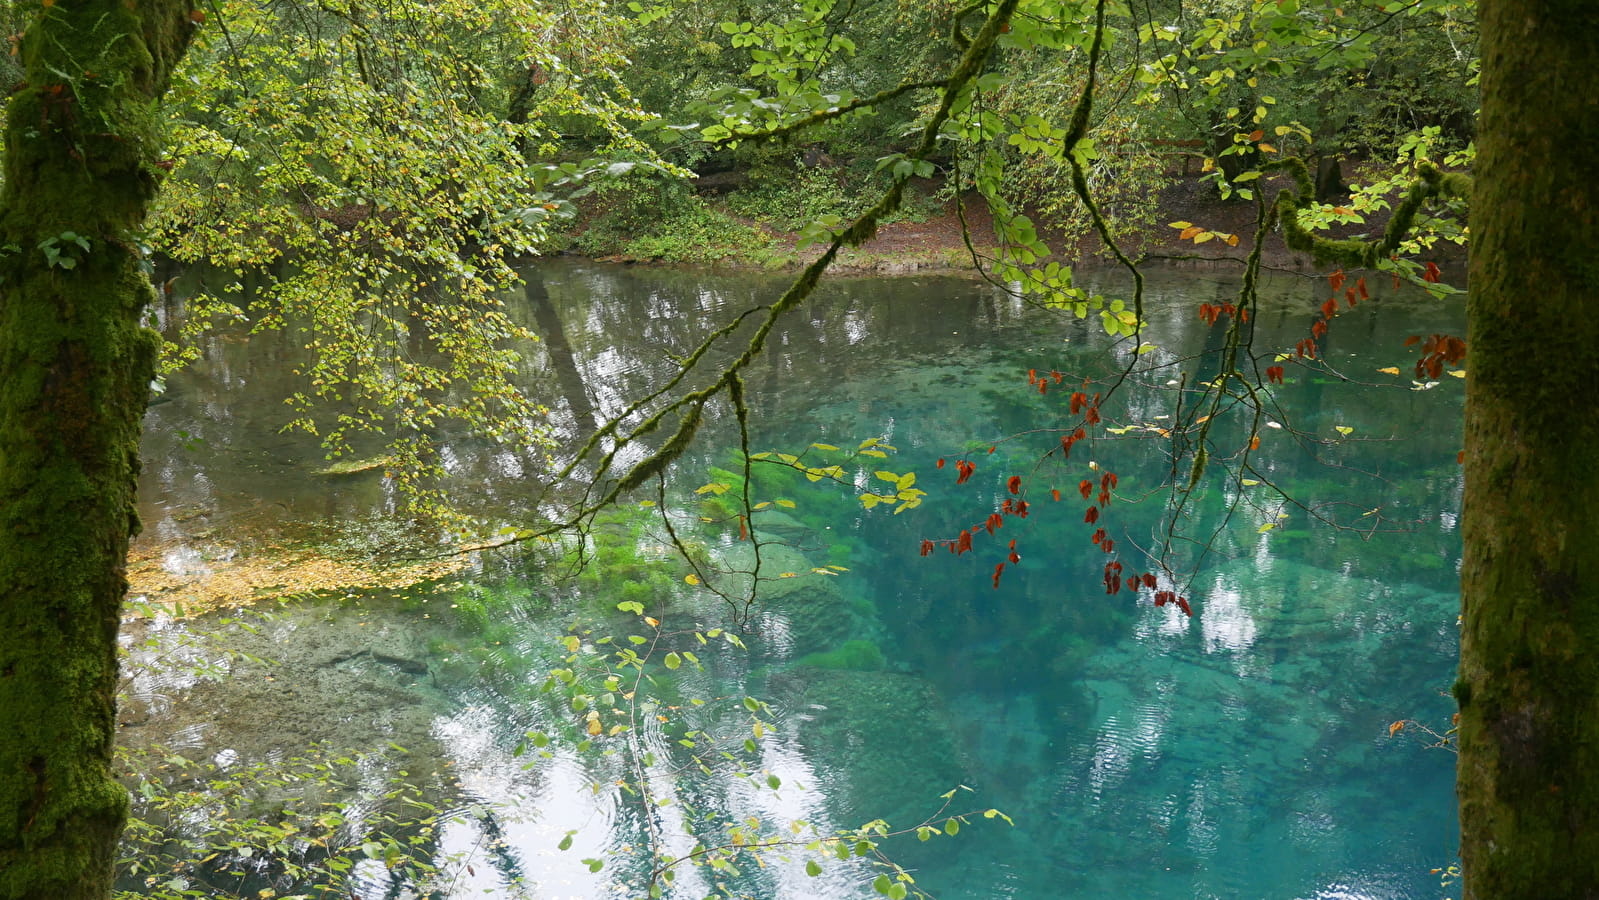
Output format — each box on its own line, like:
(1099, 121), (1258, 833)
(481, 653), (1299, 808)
(124, 260), (1463, 899)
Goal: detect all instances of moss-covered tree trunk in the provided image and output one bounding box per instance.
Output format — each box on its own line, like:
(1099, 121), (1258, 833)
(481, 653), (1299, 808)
(0, 3), (193, 898)
(1458, 3), (1599, 897)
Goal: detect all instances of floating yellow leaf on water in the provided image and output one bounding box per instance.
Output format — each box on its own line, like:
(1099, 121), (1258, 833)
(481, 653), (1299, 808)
(1378, 366), (1401, 375)
(1389, 720), (1406, 737)
(683, 574), (700, 585)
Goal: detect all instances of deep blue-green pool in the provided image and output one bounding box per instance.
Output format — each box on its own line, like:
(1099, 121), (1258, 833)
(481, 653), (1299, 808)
(126, 260), (1463, 899)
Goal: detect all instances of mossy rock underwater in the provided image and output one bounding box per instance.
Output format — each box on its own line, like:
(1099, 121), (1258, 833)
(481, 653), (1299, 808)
(717, 542), (885, 660)
(767, 667), (972, 834)
(792, 639), (886, 672)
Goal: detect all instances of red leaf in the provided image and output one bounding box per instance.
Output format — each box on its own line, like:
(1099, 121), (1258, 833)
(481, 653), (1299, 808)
(956, 530), (973, 554)
(1090, 528), (1106, 545)
(1320, 297), (1338, 318)
(1008, 551), (1021, 564)
(1176, 597), (1193, 617)
(986, 513), (1004, 534)
(1328, 270), (1346, 292)
(1027, 368), (1038, 384)
(1085, 405), (1101, 425)
(1038, 380), (1048, 395)
(1345, 287), (1358, 308)
(1079, 479), (1093, 499)
(1101, 538), (1115, 554)
(955, 460), (975, 484)
(1457, 450), (1465, 465)
(936, 458), (946, 469)
(738, 516), (749, 541)
(1084, 506), (1100, 524)
(1007, 475), (1022, 494)
(1356, 277), (1369, 300)
(1423, 262), (1441, 283)
(1051, 371), (1064, 384)
(1070, 392), (1087, 414)
(1142, 573), (1157, 589)
(920, 540), (934, 557)
(1051, 488), (1062, 501)
(992, 563), (1005, 589)
(1265, 365), (1285, 384)
(1014, 501), (1030, 518)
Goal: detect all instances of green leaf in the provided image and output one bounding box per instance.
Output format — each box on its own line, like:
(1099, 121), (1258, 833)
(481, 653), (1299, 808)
(663, 652), (681, 670)
(806, 860), (823, 877)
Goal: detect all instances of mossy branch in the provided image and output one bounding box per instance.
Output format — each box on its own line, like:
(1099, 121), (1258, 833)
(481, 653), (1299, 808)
(1273, 158), (1472, 268)
(713, 79), (949, 145)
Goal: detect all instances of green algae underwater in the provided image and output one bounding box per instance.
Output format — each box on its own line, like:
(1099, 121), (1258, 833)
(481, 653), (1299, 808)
(120, 260), (1462, 899)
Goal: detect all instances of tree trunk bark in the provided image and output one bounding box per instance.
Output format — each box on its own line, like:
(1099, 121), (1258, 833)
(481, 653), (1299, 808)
(0, 3), (193, 898)
(1459, 2), (1599, 898)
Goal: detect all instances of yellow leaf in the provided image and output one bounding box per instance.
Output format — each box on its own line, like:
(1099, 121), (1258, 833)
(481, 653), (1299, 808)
(1335, 425), (1354, 436)
(779, 572), (798, 578)
(587, 719), (602, 735)
(1449, 370), (1466, 378)
(684, 574), (700, 585)
(1179, 225), (1203, 240)
(1388, 720), (1406, 737)
(1225, 233), (1240, 247)
(1378, 366), (1402, 375)
(776, 498), (796, 508)
(644, 616), (659, 627)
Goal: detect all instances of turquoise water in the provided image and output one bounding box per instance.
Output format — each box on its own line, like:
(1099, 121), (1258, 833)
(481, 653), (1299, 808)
(127, 261), (1464, 899)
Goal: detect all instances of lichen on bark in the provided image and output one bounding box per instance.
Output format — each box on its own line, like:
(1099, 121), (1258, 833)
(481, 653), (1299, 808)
(0, 2), (195, 898)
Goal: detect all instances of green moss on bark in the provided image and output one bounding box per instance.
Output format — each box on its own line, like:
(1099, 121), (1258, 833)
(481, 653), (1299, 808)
(0, 2), (194, 898)
(1458, 3), (1599, 898)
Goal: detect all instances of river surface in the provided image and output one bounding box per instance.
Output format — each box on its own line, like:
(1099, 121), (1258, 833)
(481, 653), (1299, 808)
(121, 260), (1464, 899)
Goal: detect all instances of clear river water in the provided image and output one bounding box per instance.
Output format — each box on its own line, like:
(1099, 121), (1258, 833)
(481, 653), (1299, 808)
(122, 259), (1464, 899)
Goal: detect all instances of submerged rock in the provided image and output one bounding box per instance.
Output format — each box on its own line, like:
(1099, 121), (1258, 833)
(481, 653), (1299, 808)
(768, 667), (971, 829)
